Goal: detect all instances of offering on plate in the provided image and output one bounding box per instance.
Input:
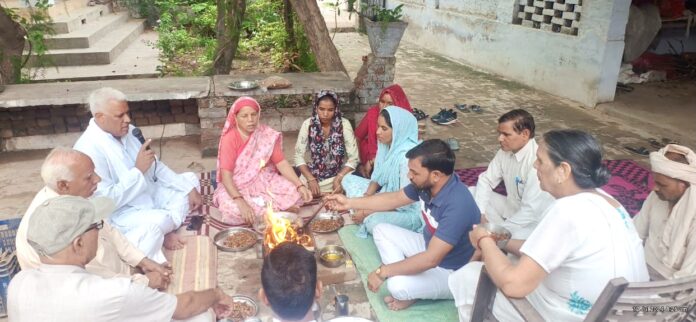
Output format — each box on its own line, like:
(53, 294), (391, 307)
(229, 300), (256, 321)
(310, 218), (342, 232)
(223, 230), (257, 249)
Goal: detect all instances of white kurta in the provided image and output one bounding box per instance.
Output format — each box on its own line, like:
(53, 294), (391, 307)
(451, 190), (649, 322)
(74, 119), (199, 263)
(634, 191), (696, 279)
(7, 264), (212, 322)
(16, 187), (148, 284)
(474, 139), (554, 239)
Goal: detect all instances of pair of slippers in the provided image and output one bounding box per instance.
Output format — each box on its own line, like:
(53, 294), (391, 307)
(624, 137), (679, 156)
(412, 108), (428, 121)
(454, 104), (483, 113)
(649, 138), (678, 149)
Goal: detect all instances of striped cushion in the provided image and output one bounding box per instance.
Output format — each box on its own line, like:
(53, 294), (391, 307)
(164, 235), (217, 294)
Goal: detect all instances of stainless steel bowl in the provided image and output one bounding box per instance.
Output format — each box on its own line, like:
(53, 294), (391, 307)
(309, 212), (344, 234)
(213, 227), (259, 252)
(318, 244), (347, 268)
(228, 80), (259, 90)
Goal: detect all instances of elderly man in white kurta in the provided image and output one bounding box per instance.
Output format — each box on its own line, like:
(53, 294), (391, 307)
(74, 87), (202, 263)
(471, 109), (553, 241)
(15, 147), (171, 289)
(634, 144), (696, 280)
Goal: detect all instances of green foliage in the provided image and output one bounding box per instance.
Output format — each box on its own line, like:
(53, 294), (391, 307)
(3, 0), (55, 83)
(371, 3), (403, 22)
(150, 0), (217, 75)
(150, 0), (318, 76)
(239, 0), (317, 72)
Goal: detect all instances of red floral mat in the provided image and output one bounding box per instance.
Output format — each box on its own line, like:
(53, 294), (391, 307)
(454, 159), (653, 216)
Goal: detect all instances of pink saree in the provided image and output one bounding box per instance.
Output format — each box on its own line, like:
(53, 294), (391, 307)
(212, 97), (302, 225)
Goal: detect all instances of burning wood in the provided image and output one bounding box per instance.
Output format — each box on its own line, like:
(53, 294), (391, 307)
(262, 200), (314, 255)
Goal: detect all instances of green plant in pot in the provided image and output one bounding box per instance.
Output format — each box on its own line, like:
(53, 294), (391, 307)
(363, 4), (407, 58)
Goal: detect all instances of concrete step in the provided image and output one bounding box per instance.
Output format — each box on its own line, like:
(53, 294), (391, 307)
(49, 4), (110, 34)
(28, 30), (161, 82)
(31, 19), (145, 67)
(45, 12), (129, 50)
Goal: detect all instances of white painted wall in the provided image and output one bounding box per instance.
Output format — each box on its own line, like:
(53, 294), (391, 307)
(387, 0), (631, 106)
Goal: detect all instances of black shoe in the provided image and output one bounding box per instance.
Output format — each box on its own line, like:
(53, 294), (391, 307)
(433, 109), (457, 125)
(430, 108), (448, 122)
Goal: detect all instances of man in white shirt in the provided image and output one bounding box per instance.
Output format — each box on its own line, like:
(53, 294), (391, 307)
(16, 147), (171, 289)
(8, 195), (232, 322)
(634, 144), (696, 280)
(74, 87), (203, 263)
(471, 109), (553, 242)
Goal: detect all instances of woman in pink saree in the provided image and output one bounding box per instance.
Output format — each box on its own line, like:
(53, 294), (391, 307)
(213, 97), (313, 225)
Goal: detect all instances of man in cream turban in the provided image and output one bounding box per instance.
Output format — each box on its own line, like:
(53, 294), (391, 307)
(634, 144), (696, 280)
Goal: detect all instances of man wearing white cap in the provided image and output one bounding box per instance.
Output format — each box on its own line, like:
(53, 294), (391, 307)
(634, 144), (696, 279)
(7, 195), (233, 322)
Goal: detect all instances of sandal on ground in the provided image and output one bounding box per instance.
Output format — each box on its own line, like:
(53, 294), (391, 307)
(470, 105), (483, 113)
(412, 108), (428, 121)
(661, 137), (679, 145)
(454, 104), (470, 112)
(648, 138), (664, 149)
(446, 138), (460, 151)
(624, 145), (650, 156)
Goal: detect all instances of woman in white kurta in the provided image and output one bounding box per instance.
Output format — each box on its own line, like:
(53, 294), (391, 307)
(449, 129), (649, 322)
(294, 90), (359, 196)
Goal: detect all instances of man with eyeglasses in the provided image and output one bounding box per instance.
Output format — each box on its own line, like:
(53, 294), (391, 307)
(468, 109), (553, 256)
(15, 147), (172, 290)
(74, 87), (203, 264)
(8, 196), (234, 322)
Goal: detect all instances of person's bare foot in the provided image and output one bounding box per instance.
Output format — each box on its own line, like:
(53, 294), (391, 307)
(383, 296), (416, 311)
(163, 232), (186, 250)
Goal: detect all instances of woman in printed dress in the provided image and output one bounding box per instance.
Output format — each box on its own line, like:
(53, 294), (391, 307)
(294, 90), (359, 197)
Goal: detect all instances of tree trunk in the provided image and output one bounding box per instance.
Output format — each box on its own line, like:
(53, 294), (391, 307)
(288, 0), (347, 73)
(0, 6), (27, 85)
(212, 0), (246, 75)
(282, 0), (295, 53)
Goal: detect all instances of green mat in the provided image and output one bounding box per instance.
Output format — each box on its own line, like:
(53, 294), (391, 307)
(338, 225), (459, 322)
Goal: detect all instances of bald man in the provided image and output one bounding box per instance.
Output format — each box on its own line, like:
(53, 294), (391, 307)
(16, 147), (171, 289)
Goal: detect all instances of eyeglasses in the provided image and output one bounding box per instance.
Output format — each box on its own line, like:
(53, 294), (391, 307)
(83, 220), (104, 234)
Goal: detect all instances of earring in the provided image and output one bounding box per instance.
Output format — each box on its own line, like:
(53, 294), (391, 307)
(556, 179), (562, 184)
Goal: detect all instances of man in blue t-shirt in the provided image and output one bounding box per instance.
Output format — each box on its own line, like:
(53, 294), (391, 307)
(326, 139), (480, 310)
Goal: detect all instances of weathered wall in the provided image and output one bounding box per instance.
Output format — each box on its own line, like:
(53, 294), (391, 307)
(387, 0), (631, 106)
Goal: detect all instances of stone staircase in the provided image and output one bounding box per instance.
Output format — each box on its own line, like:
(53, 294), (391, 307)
(21, 2), (160, 82)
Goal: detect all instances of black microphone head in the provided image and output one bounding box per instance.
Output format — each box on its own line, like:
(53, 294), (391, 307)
(132, 127), (146, 144)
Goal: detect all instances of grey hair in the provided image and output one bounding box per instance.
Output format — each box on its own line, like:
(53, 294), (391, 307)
(88, 87), (127, 115)
(40, 147), (87, 189)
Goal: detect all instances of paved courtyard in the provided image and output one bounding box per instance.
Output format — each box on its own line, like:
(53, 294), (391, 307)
(1, 28), (693, 321)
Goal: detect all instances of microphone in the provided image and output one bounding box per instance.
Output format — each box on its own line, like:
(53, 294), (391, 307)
(132, 127), (157, 182)
(132, 127), (149, 150)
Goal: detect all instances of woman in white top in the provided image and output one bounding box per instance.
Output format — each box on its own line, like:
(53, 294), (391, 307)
(451, 129), (649, 322)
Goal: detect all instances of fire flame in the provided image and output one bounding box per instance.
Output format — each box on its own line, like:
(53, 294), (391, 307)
(262, 193), (313, 252)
